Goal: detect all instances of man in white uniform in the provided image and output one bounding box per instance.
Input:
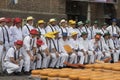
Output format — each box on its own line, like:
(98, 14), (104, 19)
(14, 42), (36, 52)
(4, 40), (24, 75)
(79, 32), (95, 64)
(22, 16), (34, 38)
(23, 29), (38, 75)
(11, 18), (23, 42)
(51, 31), (68, 68)
(107, 19), (120, 36)
(45, 18), (58, 33)
(37, 20), (46, 36)
(69, 32), (85, 64)
(59, 32), (77, 64)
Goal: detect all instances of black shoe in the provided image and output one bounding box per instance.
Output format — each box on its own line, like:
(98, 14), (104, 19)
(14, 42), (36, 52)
(24, 71), (31, 75)
(14, 72), (23, 76)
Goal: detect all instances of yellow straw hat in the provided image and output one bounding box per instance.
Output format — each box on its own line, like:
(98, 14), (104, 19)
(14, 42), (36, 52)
(38, 20), (45, 24)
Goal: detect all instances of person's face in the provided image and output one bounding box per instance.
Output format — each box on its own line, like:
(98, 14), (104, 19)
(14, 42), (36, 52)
(78, 24), (83, 28)
(16, 45), (22, 50)
(71, 24), (76, 28)
(102, 25), (107, 29)
(31, 34), (37, 38)
(94, 24), (98, 28)
(27, 20), (34, 25)
(72, 34), (77, 40)
(39, 23), (44, 28)
(51, 21), (56, 26)
(6, 22), (13, 27)
(61, 22), (67, 27)
(16, 22), (22, 28)
(62, 36), (68, 40)
(0, 21), (6, 26)
(104, 35), (109, 39)
(112, 22), (116, 25)
(82, 34), (88, 39)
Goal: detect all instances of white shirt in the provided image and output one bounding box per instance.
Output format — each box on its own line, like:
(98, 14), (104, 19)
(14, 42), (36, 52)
(69, 38), (84, 50)
(59, 27), (69, 37)
(107, 25), (120, 36)
(11, 26), (23, 42)
(79, 38), (93, 51)
(37, 27), (46, 35)
(45, 24), (57, 33)
(51, 38), (66, 53)
(4, 46), (22, 62)
(23, 36), (37, 51)
(82, 26), (92, 40)
(22, 23), (34, 38)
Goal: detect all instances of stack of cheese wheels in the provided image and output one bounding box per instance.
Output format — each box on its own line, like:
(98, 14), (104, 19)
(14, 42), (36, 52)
(40, 70), (51, 80)
(103, 63), (112, 72)
(93, 64), (103, 71)
(85, 64), (94, 69)
(47, 72), (59, 80)
(69, 74), (79, 80)
(31, 70), (41, 77)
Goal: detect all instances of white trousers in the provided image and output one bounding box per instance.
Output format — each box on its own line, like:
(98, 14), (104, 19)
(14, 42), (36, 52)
(77, 51), (85, 64)
(4, 60), (24, 74)
(56, 53), (69, 68)
(68, 53), (77, 64)
(84, 51), (95, 64)
(49, 53), (59, 68)
(112, 50), (120, 62)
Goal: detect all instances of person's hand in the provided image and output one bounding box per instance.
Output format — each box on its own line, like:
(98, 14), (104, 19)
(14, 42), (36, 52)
(56, 52), (59, 58)
(30, 56), (34, 61)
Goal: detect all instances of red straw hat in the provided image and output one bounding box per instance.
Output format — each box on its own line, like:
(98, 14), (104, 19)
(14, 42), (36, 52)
(30, 29), (38, 35)
(15, 40), (23, 46)
(14, 18), (22, 24)
(37, 39), (44, 46)
(6, 18), (12, 23)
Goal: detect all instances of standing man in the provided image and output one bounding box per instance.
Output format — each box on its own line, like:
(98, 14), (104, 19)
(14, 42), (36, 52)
(107, 19), (120, 36)
(37, 20), (46, 36)
(4, 40), (24, 75)
(45, 18), (58, 33)
(23, 29), (38, 75)
(22, 16), (34, 38)
(0, 17), (6, 74)
(11, 18), (23, 43)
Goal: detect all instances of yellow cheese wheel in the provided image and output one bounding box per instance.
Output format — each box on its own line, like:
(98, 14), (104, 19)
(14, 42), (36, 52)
(64, 45), (73, 54)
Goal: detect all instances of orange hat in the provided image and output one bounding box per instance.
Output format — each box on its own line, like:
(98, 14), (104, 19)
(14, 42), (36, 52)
(14, 18), (22, 24)
(30, 29), (38, 35)
(15, 40), (23, 46)
(6, 18), (12, 23)
(37, 39), (44, 46)
(0, 17), (6, 23)
(95, 34), (101, 39)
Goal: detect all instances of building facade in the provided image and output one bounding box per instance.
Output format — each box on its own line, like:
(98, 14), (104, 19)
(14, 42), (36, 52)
(0, 0), (120, 24)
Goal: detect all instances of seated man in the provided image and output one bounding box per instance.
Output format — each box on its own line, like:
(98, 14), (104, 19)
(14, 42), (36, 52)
(4, 40), (24, 75)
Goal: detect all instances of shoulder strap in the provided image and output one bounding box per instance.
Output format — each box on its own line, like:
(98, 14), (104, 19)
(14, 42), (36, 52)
(12, 47), (20, 60)
(4, 27), (10, 43)
(25, 24), (30, 32)
(51, 39), (59, 52)
(1, 27), (5, 44)
(49, 25), (54, 32)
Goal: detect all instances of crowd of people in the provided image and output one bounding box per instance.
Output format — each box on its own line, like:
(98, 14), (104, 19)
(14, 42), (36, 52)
(0, 16), (120, 75)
